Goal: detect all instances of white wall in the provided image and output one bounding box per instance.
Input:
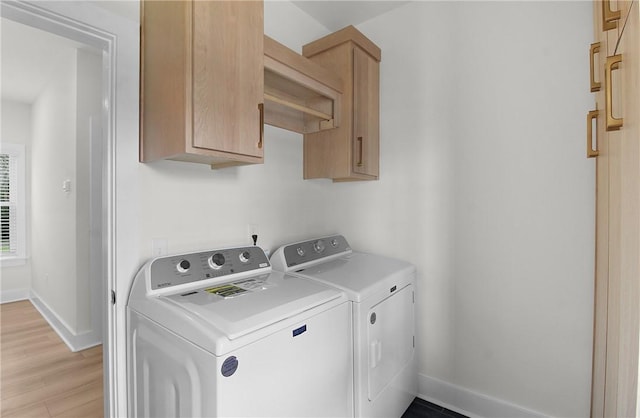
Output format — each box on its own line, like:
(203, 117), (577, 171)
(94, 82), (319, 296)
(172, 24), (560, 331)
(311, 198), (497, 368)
(31, 47), (80, 332)
(0, 100), (33, 297)
(449, 3), (594, 416)
(353, 2), (595, 417)
(75, 48), (102, 334)
(30, 46), (100, 337)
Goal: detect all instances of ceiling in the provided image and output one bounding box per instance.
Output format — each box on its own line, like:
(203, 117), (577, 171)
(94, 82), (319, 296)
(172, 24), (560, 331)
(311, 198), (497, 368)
(1, 18), (88, 104)
(292, 1), (409, 31)
(84, 0), (411, 28)
(87, 0), (411, 30)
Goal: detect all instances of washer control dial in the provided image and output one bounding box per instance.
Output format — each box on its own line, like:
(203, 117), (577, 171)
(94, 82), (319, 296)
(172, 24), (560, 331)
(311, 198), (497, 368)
(239, 251), (251, 263)
(176, 259), (191, 273)
(297, 247), (306, 256)
(313, 239), (325, 254)
(330, 238), (339, 248)
(209, 253), (225, 270)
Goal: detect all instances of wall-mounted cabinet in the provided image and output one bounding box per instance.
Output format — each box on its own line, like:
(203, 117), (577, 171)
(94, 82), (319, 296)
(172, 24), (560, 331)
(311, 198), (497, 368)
(140, 6), (382, 178)
(263, 36), (343, 134)
(302, 26), (381, 181)
(140, 0), (264, 169)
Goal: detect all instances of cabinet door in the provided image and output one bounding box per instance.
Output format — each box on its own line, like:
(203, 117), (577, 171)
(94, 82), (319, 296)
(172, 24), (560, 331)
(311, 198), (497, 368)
(611, 3), (640, 416)
(592, 2), (640, 416)
(352, 47), (379, 177)
(192, 1), (263, 158)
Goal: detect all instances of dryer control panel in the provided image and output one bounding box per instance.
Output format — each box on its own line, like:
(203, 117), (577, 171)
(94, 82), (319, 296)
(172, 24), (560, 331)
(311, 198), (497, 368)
(149, 246), (270, 291)
(272, 235), (352, 270)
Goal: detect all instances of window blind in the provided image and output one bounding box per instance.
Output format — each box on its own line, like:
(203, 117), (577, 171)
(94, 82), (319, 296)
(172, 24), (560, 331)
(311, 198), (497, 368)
(0, 153), (18, 255)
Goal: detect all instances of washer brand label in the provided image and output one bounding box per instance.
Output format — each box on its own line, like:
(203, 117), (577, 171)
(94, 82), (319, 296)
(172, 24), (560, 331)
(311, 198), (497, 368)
(221, 356), (238, 377)
(292, 325), (307, 337)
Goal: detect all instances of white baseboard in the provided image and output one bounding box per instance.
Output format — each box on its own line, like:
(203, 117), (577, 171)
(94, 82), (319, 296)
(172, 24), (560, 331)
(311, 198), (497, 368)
(29, 291), (101, 353)
(418, 373), (547, 418)
(0, 288), (31, 304)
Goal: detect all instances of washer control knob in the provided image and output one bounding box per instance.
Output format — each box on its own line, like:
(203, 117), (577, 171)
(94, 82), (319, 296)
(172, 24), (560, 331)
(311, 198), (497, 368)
(330, 238), (339, 248)
(297, 247), (306, 257)
(177, 259), (191, 273)
(313, 239), (325, 254)
(209, 253), (225, 270)
(239, 251), (251, 263)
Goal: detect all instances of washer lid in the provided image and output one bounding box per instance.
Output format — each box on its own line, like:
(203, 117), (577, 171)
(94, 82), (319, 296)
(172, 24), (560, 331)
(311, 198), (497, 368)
(162, 272), (343, 340)
(292, 252), (415, 302)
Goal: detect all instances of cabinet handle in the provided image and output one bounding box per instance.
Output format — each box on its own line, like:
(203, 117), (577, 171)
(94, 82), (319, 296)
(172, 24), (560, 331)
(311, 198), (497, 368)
(604, 0), (621, 22)
(258, 103), (264, 149)
(602, 0), (620, 30)
(590, 43), (601, 92)
(605, 54), (623, 131)
(587, 109), (599, 158)
(357, 137), (364, 167)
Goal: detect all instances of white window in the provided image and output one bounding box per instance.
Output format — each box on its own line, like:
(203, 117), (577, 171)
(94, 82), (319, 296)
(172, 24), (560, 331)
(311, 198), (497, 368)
(0, 143), (26, 264)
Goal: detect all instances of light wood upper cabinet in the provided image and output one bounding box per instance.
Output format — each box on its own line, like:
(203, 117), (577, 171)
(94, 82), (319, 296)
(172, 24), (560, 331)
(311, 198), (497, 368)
(302, 26), (381, 181)
(140, 0), (264, 168)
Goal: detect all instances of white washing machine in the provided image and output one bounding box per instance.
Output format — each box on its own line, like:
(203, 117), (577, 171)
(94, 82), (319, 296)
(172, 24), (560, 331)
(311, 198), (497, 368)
(127, 245), (354, 417)
(271, 235), (417, 418)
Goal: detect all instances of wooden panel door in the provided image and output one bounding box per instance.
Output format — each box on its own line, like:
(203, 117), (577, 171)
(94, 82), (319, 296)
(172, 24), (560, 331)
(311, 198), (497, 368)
(140, 0), (190, 163)
(591, 1), (640, 416)
(611, 2), (640, 415)
(352, 47), (379, 178)
(192, 0), (263, 158)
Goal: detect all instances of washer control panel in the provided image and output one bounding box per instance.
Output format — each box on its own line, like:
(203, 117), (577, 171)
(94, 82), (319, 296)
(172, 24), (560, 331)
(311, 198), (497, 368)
(149, 246), (270, 291)
(282, 235), (351, 268)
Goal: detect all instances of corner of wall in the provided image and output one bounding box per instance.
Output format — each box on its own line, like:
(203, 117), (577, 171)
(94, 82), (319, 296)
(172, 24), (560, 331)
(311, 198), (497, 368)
(418, 373), (547, 418)
(30, 290), (101, 352)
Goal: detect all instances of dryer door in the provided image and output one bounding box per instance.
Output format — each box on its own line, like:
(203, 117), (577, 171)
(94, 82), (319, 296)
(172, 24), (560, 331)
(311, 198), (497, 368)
(367, 284), (414, 401)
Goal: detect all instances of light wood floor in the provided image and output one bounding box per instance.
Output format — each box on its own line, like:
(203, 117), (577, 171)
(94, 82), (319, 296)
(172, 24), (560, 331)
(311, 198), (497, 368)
(1, 300), (104, 417)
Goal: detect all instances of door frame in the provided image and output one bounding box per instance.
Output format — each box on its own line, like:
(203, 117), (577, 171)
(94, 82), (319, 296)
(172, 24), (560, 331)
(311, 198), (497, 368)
(0, 2), (140, 416)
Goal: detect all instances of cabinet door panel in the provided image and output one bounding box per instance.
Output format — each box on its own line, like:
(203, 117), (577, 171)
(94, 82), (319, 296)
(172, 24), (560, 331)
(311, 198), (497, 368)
(352, 47), (379, 177)
(592, 3), (640, 417)
(614, 5), (640, 415)
(140, 0), (190, 162)
(192, 1), (263, 158)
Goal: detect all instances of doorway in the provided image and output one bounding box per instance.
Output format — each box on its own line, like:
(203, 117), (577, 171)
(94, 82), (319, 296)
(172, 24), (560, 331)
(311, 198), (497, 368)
(1, 15), (104, 350)
(1, 2), (141, 416)
(1, 10), (105, 417)
(0, 1), (125, 415)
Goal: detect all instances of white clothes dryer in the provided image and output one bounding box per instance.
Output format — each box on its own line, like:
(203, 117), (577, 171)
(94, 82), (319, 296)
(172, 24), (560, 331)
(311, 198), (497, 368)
(271, 235), (417, 418)
(127, 245), (353, 417)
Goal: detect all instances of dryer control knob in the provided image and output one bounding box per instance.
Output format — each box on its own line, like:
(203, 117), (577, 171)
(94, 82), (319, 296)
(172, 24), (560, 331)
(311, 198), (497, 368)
(313, 239), (325, 254)
(239, 251), (251, 263)
(297, 247), (305, 256)
(209, 253), (225, 270)
(330, 238), (339, 247)
(177, 259), (191, 273)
